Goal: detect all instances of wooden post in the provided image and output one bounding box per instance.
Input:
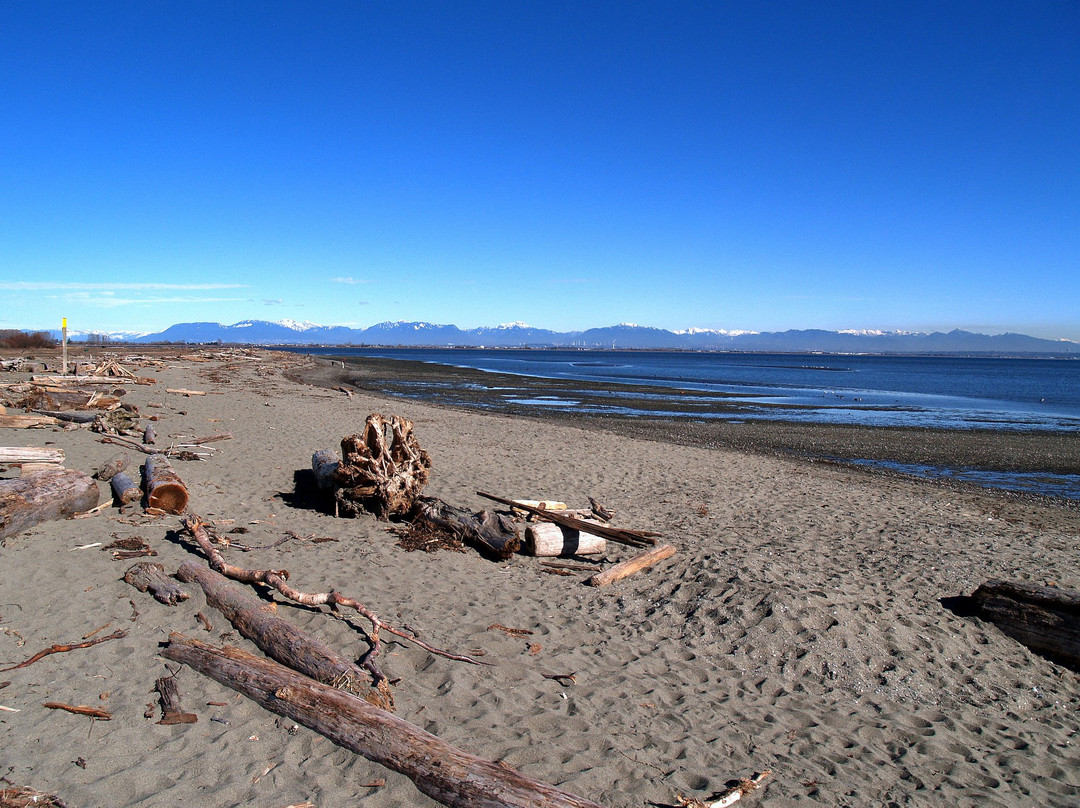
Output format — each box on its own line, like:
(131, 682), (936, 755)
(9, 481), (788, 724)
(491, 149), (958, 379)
(0, 468), (100, 540)
(61, 317), (68, 375)
(162, 633), (608, 808)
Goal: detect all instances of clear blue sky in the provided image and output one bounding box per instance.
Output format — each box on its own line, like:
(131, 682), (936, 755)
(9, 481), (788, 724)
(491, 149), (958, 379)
(2, 2), (1078, 339)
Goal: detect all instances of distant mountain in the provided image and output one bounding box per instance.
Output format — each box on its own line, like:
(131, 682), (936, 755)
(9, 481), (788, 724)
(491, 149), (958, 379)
(51, 319), (1078, 355)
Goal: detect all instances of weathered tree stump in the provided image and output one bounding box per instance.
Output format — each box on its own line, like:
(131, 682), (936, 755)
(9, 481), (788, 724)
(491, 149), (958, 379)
(334, 414), (431, 519)
(0, 468), (99, 540)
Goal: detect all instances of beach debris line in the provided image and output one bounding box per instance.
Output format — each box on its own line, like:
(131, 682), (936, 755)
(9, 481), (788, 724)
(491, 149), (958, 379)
(0, 467), (100, 541)
(966, 579), (1080, 668)
(0, 630), (127, 673)
(162, 633), (610, 808)
(124, 562), (189, 605)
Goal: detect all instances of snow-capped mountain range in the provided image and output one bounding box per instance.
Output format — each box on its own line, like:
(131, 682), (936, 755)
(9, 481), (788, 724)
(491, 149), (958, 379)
(50, 320), (1078, 354)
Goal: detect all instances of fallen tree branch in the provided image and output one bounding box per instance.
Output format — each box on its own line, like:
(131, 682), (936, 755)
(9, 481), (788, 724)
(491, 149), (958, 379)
(0, 629), (127, 672)
(180, 515), (489, 671)
(162, 633), (607, 808)
(42, 702), (112, 720)
(677, 771), (771, 808)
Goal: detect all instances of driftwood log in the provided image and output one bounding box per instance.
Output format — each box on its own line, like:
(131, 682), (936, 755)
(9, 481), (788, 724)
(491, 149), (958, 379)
(162, 633), (607, 808)
(525, 521), (607, 557)
(110, 472), (142, 506)
(478, 492), (659, 548)
(0, 413), (61, 428)
(587, 544), (677, 587)
(334, 414), (432, 519)
(970, 579), (1080, 668)
(124, 562), (190, 605)
(0, 447), (65, 465)
(175, 561), (390, 706)
(0, 468), (99, 540)
(143, 455), (188, 513)
(412, 496), (521, 559)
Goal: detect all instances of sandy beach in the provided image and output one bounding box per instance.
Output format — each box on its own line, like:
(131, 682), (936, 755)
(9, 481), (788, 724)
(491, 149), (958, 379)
(2, 348), (1078, 807)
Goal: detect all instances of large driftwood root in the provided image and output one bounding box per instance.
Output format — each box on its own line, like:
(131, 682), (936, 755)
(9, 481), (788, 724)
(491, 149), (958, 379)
(334, 414), (431, 519)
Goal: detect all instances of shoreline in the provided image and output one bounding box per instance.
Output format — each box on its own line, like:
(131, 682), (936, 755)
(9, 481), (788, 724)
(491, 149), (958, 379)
(290, 353), (1080, 505)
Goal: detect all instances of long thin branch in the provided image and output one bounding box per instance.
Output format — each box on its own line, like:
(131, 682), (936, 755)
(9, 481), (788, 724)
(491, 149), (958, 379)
(0, 630), (127, 673)
(180, 515), (489, 669)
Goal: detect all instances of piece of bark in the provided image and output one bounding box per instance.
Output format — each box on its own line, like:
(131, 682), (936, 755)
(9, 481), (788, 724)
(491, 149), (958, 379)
(587, 544), (677, 587)
(525, 521), (607, 557)
(334, 415), (431, 519)
(124, 562), (189, 605)
(110, 471), (143, 506)
(162, 633), (607, 808)
(175, 561), (387, 705)
(0, 468), (99, 541)
(143, 455), (188, 513)
(969, 579), (1080, 668)
(0, 446), (65, 465)
(478, 492), (659, 548)
(93, 452), (128, 481)
(412, 496), (520, 559)
(155, 675), (198, 724)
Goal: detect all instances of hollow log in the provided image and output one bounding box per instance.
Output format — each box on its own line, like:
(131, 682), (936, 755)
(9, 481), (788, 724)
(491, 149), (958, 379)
(110, 472), (142, 506)
(162, 633), (607, 808)
(174, 561), (385, 704)
(0, 447), (65, 465)
(0, 468), (99, 540)
(143, 455), (188, 513)
(587, 544), (677, 587)
(312, 449), (341, 491)
(124, 562), (189, 605)
(970, 579), (1080, 668)
(335, 414), (431, 519)
(525, 522), (607, 557)
(412, 496), (520, 559)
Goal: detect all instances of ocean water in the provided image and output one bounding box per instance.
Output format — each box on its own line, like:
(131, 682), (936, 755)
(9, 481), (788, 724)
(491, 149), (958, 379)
(296, 347), (1080, 500)
(305, 348), (1080, 432)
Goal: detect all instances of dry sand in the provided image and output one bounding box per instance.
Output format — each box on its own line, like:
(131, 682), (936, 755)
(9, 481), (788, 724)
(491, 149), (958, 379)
(1, 348), (1078, 807)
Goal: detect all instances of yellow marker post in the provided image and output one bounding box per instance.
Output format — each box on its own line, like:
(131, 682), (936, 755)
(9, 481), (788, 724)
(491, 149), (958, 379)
(62, 317), (68, 375)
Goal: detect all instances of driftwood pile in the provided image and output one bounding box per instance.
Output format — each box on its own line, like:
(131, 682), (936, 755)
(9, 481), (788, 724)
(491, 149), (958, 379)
(310, 413), (677, 584)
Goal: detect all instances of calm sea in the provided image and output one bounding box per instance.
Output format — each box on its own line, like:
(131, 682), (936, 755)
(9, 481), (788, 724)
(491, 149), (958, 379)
(296, 347), (1080, 499)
